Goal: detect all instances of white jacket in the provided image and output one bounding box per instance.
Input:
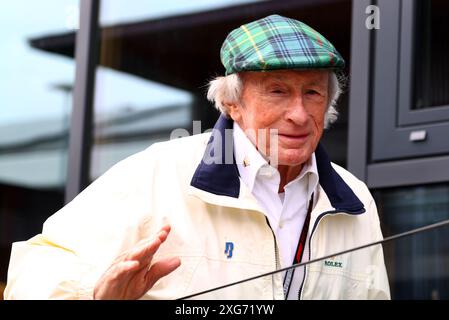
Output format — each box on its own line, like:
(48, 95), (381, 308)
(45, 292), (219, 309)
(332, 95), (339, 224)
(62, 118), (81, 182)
(4, 116), (390, 300)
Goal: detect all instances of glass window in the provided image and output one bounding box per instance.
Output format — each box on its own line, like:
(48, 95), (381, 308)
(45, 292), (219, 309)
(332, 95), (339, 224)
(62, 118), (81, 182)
(413, 0), (449, 109)
(374, 184), (449, 299)
(90, 0), (269, 181)
(0, 0), (78, 297)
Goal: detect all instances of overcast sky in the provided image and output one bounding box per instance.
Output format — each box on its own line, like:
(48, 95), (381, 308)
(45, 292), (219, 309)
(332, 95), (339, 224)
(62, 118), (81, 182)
(0, 0), (261, 126)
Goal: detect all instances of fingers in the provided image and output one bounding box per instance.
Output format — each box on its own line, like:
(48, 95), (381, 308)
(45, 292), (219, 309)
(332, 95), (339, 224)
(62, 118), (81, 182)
(94, 225), (177, 300)
(159, 224), (171, 235)
(109, 260), (142, 284)
(127, 225), (172, 265)
(144, 257), (181, 288)
(120, 260), (141, 272)
(93, 260), (142, 300)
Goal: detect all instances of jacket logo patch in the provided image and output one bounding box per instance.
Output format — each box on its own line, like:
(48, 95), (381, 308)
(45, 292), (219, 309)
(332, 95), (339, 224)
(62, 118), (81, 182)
(324, 260), (343, 268)
(224, 242), (234, 258)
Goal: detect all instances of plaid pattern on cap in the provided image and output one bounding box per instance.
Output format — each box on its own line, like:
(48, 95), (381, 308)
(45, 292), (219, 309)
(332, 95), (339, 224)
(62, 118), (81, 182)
(220, 14), (345, 75)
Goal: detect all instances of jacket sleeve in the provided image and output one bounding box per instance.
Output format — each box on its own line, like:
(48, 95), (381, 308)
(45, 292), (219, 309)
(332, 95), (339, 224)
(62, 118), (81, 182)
(366, 197), (391, 300)
(4, 235), (99, 299)
(4, 148), (155, 300)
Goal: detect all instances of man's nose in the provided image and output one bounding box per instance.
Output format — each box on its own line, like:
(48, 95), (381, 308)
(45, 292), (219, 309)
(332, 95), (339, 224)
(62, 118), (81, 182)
(285, 95), (308, 125)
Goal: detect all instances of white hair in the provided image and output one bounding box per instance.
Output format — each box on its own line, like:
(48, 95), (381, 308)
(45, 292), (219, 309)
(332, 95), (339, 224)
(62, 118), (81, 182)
(206, 71), (344, 129)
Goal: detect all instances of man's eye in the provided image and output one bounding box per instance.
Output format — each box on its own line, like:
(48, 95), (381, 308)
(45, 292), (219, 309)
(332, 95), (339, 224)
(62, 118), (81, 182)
(270, 89), (285, 94)
(306, 90), (319, 95)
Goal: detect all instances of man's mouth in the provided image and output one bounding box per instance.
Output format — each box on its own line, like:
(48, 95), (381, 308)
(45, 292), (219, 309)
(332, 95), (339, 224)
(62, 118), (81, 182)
(277, 133), (310, 144)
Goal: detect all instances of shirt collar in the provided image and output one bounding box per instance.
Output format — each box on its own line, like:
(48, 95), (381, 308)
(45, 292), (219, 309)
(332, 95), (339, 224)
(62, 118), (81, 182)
(233, 122), (269, 191)
(233, 122), (319, 198)
(190, 115), (365, 214)
(289, 151), (319, 201)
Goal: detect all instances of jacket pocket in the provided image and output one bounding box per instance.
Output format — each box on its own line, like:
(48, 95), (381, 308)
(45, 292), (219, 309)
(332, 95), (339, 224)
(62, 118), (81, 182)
(304, 263), (372, 299)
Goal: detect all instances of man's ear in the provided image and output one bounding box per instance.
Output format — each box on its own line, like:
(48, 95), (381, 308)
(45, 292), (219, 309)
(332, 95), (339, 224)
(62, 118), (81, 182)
(224, 102), (242, 122)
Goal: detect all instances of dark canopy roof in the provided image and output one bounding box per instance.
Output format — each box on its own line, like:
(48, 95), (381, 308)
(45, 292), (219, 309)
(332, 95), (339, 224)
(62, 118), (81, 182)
(29, 0), (351, 91)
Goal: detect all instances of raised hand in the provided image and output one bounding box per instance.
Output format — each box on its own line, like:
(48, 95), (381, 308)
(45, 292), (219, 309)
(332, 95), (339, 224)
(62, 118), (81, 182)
(93, 225), (181, 300)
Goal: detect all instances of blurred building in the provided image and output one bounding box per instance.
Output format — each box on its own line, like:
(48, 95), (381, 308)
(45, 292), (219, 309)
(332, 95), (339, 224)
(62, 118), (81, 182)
(1, 0), (449, 299)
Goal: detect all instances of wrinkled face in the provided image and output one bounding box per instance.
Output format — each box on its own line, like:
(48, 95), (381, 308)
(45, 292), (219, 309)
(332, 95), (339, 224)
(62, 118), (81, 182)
(227, 69), (329, 166)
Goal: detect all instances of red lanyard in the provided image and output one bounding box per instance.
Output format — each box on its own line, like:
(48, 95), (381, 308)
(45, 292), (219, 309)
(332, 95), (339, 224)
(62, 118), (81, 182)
(294, 194), (314, 264)
(283, 193), (314, 298)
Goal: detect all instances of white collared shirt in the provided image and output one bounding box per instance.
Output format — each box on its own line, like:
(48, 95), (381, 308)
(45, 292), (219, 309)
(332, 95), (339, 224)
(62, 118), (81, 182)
(233, 122), (319, 298)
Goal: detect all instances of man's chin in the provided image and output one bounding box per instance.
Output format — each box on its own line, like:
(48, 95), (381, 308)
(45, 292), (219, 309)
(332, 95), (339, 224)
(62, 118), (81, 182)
(272, 150), (312, 166)
(274, 157), (310, 167)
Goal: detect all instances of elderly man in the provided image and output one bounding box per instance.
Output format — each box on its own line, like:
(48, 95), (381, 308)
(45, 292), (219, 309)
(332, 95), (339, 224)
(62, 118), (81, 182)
(5, 14), (390, 300)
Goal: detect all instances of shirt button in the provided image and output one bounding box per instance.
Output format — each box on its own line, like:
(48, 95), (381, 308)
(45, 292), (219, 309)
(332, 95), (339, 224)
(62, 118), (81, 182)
(279, 221), (284, 229)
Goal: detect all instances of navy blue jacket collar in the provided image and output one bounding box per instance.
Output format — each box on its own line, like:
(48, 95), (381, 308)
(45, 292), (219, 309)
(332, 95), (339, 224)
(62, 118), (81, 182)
(190, 115), (364, 214)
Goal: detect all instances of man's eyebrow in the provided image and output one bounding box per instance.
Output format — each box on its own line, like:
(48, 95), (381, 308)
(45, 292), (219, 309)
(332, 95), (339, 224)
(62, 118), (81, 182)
(264, 79), (328, 89)
(305, 81), (327, 88)
(258, 74), (328, 87)
(260, 75), (285, 83)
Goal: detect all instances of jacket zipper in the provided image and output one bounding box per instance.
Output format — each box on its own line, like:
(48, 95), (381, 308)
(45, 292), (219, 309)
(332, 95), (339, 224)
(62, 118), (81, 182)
(297, 211), (328, 299)
(265, 218), (281, 299)
(297, 209), (365, 299)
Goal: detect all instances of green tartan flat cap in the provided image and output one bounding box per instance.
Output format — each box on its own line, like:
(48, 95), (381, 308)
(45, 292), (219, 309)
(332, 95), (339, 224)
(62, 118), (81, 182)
(220, 14), (345, 75)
